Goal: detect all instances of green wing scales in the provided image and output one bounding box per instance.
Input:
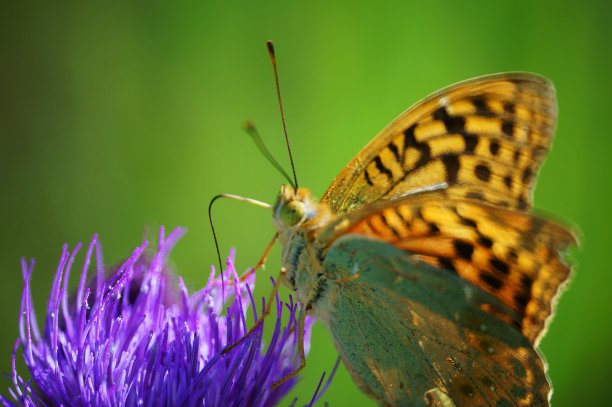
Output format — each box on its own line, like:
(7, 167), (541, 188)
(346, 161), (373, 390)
(318, 236), (550, 406)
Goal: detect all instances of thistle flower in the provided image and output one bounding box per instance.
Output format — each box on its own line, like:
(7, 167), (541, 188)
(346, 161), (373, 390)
(2, 227), (325, 406)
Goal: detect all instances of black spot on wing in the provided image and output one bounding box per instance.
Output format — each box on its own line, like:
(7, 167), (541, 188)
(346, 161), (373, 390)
(514, 293), (530, 310)
(394, 207), (409, 224)
(388, 140), (401, 162)
(439, 257), (457, 273)
(403, 124), (431, 168)
(446, 116), (466, 133)
(480, 273), (504, 290)
(522, 167), (533, 183)
(459, 216), (478, 228)
(454, 240), (474, 260)
(434, 107), (466, 133)
(475, 164), (491, 181)
(433, 106), (450, 121)
(501, 120), (514, 138)
(504, 175), (513, 189)
(463, 133), (479, 154)
(374, 156), (393, 180)
(380, 213), (402, 239)
(472, 96), (495, 117)
(490, 258), (510, 275)
(520, 275), (533, 290)
(364, 168), (374, 186)
(415, 142), (432, 168)
(403, 124), (417, 148)
(489, 140), (500, 156)
(366, 218), (382, 235)
(478, 235), (494, 248)
(441, 154), (460, 183)
(427, 222), (440, 234)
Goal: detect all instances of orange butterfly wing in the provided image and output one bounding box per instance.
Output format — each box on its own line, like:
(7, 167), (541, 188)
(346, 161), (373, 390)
(326, 192), (575, 345)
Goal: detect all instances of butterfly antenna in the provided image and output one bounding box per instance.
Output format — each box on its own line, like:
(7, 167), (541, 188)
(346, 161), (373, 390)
(267, 40), (299, 190)
(243, 121), (295, 187)
(208, 194), (272, 273)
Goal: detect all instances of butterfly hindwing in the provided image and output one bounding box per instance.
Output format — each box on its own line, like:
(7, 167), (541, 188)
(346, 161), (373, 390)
(321, 236), (550, 406)
(321, 73), (556, 214)
(323, 191), (575, 345)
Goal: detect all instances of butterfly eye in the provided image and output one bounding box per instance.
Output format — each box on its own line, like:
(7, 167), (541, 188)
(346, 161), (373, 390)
(280, 200), (306, 226)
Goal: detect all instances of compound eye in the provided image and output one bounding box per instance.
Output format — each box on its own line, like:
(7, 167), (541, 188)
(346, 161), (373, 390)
(279, 200), (306, 226)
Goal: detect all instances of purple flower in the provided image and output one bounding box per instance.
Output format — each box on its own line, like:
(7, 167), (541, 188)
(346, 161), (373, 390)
(2, 227), (327, 406)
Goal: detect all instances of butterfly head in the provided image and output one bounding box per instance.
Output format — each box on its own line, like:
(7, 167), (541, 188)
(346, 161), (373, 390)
(273, 185), (312, 228)
(273, 185), (331, 231)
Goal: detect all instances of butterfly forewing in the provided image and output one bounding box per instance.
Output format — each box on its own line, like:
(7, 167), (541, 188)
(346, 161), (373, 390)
(321, 73), (557, 214)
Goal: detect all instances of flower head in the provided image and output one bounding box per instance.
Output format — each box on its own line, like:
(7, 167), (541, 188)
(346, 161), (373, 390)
(2, 227), (317, 406)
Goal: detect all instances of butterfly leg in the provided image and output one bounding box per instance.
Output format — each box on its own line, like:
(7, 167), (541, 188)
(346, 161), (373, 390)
(222, 267), (285, 355)
(271, 309), (307, 389)
(237, 232), (278, 283)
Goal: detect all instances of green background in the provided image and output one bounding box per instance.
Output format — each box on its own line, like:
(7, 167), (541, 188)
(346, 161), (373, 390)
(1, 1), (610, 405)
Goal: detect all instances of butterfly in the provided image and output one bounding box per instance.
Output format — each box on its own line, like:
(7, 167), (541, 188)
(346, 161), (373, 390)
(267, 72), (576, 406)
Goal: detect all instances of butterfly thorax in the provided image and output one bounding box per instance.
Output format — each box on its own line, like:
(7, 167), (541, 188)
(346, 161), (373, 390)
(273, 185), (334, 306)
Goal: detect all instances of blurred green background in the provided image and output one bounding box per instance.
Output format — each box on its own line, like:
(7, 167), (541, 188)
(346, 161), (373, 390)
(1, 1), (610, 405)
